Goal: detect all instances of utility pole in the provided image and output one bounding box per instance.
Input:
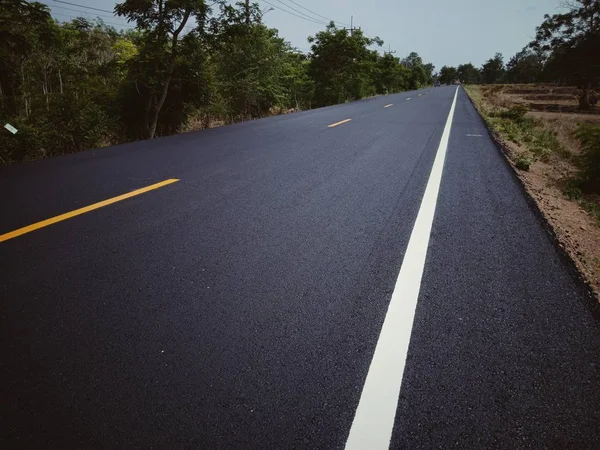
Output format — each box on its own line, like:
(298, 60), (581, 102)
(350, 15), (353, 35)
(245, 0), (250, 25)
(384, 43), (396, 55)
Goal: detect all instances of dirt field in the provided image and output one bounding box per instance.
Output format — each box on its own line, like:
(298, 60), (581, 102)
(465, 84), (600, 298)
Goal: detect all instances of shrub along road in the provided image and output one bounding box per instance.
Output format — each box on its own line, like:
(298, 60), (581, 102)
(2, 86), (600, 449)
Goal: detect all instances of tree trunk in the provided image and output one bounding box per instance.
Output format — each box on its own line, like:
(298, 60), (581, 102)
(58, 69), (63, 94)
(21, 59), (29, 118)
(145, 9), (192, 139)
(142, 93), (154, 139)
(146, 66), (174, 139)
(43, 70), (49, 112)
(579, 81), (591, 110)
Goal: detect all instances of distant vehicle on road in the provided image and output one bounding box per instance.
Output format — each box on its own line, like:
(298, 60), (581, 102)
(434, 81), (441, 87)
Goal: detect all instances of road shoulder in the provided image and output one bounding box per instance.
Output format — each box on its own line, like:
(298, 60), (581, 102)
(464, 85), (600, 302)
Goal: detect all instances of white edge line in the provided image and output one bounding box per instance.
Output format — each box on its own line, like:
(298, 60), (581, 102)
(344, 86), (460, 450)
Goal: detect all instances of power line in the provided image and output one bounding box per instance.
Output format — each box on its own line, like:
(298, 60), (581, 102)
(261, 0), (326, 25)
(277, 0), (338, 25)
(50, 11), (137, 28)
(52, 0), (114, 14)
(49, 0), (198, 32)
(281, 0), (349, 26)
(49, 4), (128, 22)
(273, 0), (327, 24)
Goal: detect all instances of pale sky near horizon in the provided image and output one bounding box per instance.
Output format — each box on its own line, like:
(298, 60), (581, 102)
(46, 0), (564, 69)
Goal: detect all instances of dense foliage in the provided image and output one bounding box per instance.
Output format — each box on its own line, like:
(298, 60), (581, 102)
(0, 0), (435, 164)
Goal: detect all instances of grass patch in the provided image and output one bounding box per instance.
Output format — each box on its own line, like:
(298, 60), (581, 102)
(485, 104), (566, 164)
(574, 123), (600, 194)
(487, 112), (535, 147)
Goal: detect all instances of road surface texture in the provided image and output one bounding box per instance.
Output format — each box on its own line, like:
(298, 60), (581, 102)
(2, 86), (600, 449)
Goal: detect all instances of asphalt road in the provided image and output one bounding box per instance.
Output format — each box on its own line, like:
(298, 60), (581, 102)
(2, 86), (600, 449)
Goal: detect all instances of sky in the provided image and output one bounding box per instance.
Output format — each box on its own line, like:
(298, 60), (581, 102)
(46, 0), (565, 69)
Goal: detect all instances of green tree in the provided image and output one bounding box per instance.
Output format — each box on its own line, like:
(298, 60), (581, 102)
(505, 47), (543, 83)
(0, 0), (54, 117)
(373, 53), (410, 94)
(439, 65), (458, 84)
(115, 0), (210, 138)
(457, 63), (480, 84)
(423, 62), (435, 85)
(481, 52), (505, 84)
(401, 52), (428, 89)
(308, 23), (382, 107)
(531, 0), (600, 109)
(208, 2), (295, 120)
(281, 51), (314, 110)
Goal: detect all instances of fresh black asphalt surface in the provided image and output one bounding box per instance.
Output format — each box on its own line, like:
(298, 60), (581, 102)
(2, 86), (600, 449)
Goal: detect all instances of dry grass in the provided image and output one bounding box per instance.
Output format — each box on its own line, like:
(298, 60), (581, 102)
(180, 114), (227, 133)
(530, 111), (600, 124)
(180, 106), (301, 133)
(465, 84), (600, 298)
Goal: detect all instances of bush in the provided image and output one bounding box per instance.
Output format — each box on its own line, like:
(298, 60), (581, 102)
(574, 123), (600, 193)
(0, 120), (48, 163)
(515, 152), (534, 171)
(527, 127), (563, 162)
(498, 104), (528, 122)
(563, 181), (583, 200)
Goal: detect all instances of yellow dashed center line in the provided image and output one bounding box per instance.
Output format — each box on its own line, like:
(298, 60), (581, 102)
(0, 178), (180, 243)
(328, 118), (352, 128)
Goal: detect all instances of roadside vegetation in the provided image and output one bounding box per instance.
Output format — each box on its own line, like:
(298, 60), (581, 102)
(0, 0), (435, 164)
(460, 0), (600, 295)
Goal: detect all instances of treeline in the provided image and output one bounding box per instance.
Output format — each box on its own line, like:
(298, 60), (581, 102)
(437, 0), (599, 109)
(0, 0), (435, 164)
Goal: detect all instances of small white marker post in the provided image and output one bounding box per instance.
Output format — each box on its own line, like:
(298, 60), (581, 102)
(4, 123), (18, 134)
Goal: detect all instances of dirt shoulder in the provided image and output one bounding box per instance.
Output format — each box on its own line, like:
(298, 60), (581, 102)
(464, 84), (600, 299)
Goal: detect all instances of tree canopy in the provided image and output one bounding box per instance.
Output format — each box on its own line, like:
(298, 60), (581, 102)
(530, 0), (600, 108)
(481, 53), (505, 84)
(439, 65), (458, 85)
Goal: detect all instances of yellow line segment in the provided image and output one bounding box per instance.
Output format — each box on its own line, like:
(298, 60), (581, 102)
(328, 118), (352, 128)
(0, 178), (180, 243)
(384, 104), (393, 108)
